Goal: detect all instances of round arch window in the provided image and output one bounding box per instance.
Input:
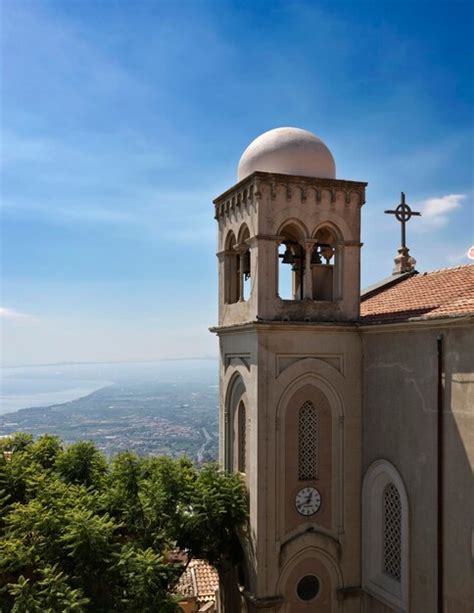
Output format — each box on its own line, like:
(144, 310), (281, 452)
(296, 575), (321, 601)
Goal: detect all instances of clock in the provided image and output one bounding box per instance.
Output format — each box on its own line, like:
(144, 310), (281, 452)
(295, 487), (321, 516)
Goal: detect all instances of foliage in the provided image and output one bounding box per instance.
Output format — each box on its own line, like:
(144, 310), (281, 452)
(55, 441), (107, 488)
(0, 433), (248, 612)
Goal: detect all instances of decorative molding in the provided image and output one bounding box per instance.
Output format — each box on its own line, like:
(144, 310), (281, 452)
(279, 527), (341, 569)
(224, 353), (251, 371)
(213, 171), (367, 222)
(276, 354), (343, 377)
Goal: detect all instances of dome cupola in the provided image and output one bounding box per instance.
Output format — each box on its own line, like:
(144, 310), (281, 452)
(237, 127), (336, 181)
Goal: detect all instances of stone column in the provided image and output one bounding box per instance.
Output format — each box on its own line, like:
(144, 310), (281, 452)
(304, 240), (315, 299)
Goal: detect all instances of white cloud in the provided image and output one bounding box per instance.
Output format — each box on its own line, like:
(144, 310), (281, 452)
(447, 251), (470, 264)
(0, 307), (35, 321)
(419, 194), (465, 228)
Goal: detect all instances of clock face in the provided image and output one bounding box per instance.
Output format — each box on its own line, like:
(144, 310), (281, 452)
(295, 487), (321, 516)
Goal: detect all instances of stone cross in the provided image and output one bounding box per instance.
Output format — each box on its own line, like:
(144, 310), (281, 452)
(384, 192), (421, 249)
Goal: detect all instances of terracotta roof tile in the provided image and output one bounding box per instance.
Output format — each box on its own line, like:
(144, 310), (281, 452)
(360, 264), (474, 323)
(176, 559), (219, 604)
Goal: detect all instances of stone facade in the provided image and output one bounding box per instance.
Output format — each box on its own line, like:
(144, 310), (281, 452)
(211, 129), (474, 612)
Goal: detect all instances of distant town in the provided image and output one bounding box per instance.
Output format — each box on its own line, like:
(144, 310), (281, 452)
(0, 380), (219, 463)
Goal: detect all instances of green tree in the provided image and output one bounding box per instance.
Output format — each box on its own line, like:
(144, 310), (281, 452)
(180, 464), (248, 611)
(0, 434), (248, 612)
(31, 435), (63, 470)
(55, 441), (107, 488)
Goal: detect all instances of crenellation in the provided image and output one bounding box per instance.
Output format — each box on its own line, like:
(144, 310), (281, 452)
(214, 172), (366, 223)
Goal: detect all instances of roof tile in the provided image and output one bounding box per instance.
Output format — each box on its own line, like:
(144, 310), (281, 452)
(360, 264), (474, 323)
(176, 559), (219, 604)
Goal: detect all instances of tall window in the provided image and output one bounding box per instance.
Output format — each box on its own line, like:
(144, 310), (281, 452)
(311, 226), (337, 301)
(238, 402), (246, 473)
(298, 401), (319, 480)
(277, 223), (305, 301)
(362, 460), (409, 612)
(383, 483), (402, 581)
(224, 232), (239, 304)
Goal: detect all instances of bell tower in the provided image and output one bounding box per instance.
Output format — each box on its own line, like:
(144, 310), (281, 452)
(212, 127), (367, 612)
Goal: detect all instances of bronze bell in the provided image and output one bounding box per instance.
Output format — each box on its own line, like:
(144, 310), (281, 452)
(241, 250), (251, 279)
(311, 247), (322, 265)
(281, 244), (295, 265)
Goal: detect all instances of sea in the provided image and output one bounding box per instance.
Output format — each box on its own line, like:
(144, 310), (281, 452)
(0, 359), (218, 416)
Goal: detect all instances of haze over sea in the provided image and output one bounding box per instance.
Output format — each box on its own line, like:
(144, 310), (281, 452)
(0, 359), (217, 415)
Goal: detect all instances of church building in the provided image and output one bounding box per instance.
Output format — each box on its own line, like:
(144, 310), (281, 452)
(211, 127), (473, 612)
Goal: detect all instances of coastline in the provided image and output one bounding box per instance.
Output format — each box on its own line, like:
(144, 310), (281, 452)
(0, 381), (113, 416)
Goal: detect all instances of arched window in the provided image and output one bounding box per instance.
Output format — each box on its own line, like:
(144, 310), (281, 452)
(238, 225), (251, 302)
(311, 227), (337, 301)
(238, 402), (246, 473)
(224, 232), (239, 304)
(298, 401), (319, 480)
(224, 374), (246, 472)
(278, 223), (305, 301)
(362, 460), (409, 611)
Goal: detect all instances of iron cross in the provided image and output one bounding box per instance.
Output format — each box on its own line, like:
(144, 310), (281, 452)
(384, 192), (421, 249)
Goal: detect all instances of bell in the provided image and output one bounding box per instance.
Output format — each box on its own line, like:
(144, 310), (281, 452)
(311, 248), (322, 265)
(241, 250), (251, 279)
(321, 244), (334, 263)
(281, 245), (295, 265)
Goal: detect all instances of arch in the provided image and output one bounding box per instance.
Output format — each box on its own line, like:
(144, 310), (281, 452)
(277, 218), (309, 240)
(275, 370), (344, 541)
(224, 231), (239, 304)
(312, 215), (353, 244)
(310, 224), (340, 301)
(224, 372), (250, 475)
(237, 224), (251, 301)
(224, 229), (237, 250)
(237, 222), (251, 245)
(362, 459), (409, 612)
(277, 220), (308, 301)
(311, 221), (343, 242)
(276, 366), (345, 423)
(277, 545), (343, 612)
(223, 372), (247, 472)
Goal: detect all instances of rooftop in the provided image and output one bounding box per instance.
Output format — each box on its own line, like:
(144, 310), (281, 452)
(360, 264), (474, 324)
(176, 559), (219, 605)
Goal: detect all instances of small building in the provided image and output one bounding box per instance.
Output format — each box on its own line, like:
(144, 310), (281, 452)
(177, 558), (219, 612)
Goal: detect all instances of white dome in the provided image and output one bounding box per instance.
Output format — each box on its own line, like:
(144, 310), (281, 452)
(237, 127), (336, 181)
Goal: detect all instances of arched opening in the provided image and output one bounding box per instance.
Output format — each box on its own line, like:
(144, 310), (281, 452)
(311, 226), (338, 301)
(278, 223), (305, 300)
(238, 225), (251, 302)
(224, 374), (248, 474)
(278, 549), (338, 613)
(362, 460), (409, 611)
(224, 231), (239, 304)
(282, 383), (333, 533)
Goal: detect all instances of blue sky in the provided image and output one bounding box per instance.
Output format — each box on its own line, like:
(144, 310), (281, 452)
(1, 0), (473, 366)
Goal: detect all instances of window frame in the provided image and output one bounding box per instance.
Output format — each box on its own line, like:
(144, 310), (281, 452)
(362, 460), (409, 612)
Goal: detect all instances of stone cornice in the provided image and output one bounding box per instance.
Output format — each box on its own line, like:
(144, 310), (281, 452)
(213, 171), (367, 221)
(358, 314), (474, 333)
(210, 313), (474, 335)
(209, 321), (359, 335)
